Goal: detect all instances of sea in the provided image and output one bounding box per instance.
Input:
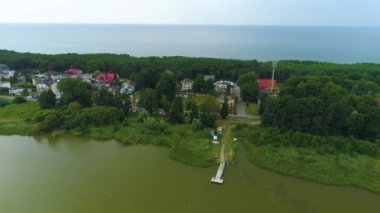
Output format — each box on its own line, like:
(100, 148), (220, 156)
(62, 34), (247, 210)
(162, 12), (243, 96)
(0, 24), (380, 63)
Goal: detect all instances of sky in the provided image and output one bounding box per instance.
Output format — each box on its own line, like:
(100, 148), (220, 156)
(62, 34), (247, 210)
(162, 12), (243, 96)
(0, 0), (379, 26)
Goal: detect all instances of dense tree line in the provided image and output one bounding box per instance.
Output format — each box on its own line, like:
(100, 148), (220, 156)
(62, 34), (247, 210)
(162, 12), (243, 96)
(33, 105), (124, 133)
(0, 50), (256, 84)
(262, 76), (380, 140)
(236, 71), (259, 102)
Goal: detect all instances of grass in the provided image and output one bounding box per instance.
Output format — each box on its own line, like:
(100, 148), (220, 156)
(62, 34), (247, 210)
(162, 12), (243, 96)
(0, 102), (39, 135)
(244, 102), (258, 116)
(0, 102), (216, 167)
(235, 124), (380, 195)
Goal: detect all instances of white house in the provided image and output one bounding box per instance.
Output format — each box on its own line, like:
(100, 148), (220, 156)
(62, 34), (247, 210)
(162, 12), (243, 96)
(36, 83), (49, 93)
(51, 82), (61, 99)
(0, 63), (9, 71)
(0, 81), (11, 89)
(214, 80), (235, 92)
(0, 70), (15, 79)
(120, 80), (135, 94)
(180, 78), (194, 92)
(9, 87), (24, 95)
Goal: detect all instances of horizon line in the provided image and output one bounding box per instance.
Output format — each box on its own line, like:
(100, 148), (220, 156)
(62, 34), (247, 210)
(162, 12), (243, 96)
(0, 22), (379, 28)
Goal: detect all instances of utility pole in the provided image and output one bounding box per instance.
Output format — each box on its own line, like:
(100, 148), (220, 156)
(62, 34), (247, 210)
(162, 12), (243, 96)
(271, 60), (277, 94)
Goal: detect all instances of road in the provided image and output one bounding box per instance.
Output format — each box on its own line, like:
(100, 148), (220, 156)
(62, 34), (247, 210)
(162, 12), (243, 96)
(234, 85), (246, 116)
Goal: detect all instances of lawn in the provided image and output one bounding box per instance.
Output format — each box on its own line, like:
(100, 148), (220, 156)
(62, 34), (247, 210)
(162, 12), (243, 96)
(244, 102), (258, 115)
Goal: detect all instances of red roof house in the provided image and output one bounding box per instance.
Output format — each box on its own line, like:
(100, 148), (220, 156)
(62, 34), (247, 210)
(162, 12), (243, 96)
(258, 79), (278, 91)
(96, 72), (118, 84)
(64, 69), (82, 75)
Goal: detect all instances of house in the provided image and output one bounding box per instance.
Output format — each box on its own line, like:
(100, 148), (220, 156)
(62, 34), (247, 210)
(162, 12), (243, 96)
(218, 96), (235, 109)
(46, 71), (65, 81)
(120, 80), (136, 94)
(96, 72), (118, 85)
(64, 69), (82, 76)
(51, 82), (61, 99)
(180, 78), (194, 92)
(9, 87), (25, 95)
(81, 73), (93, 81)
(258, 79), (278, 91)
(36, 83), (49, 93)
(0, 63), (9, 71)
(16, 74), (26, 83)
(0, 70), (16, 79)
(0, 81), (11, 89)
(214, 80), (235, 92)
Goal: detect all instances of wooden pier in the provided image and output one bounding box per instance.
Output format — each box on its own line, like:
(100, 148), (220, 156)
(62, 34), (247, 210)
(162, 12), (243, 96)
(211, 144), (225, 184)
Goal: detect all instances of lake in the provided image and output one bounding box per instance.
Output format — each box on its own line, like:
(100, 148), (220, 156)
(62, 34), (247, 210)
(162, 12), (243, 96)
(0, 24), (380, 63)
(1, 136), (380, 213)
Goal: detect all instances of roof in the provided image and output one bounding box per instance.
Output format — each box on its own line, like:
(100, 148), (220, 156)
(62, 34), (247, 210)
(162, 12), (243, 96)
(64, 69), (82, 75)
(181, 78), (193, 83)
(0, 63), (8, 70)
(46, 71), (61, 76)
(96, 73), (117, 84)
(122, 79), (135, 87)
(258, 79), (278, 90)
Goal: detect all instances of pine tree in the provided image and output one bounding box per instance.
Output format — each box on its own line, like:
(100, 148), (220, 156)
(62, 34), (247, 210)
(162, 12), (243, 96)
(190, 101), (199, 122)
(169, 97), (184, 124)
(220, 99), (229, 119)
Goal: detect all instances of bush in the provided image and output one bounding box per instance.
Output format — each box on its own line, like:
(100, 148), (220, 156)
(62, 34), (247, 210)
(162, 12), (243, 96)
(0, 98), (9, 107)
(144, 117), (160, 132)
(191, 118), (204, 131)
(13, 96), (27, 104)
(138, 109), (150, 123)
(33, 106), (123, 133)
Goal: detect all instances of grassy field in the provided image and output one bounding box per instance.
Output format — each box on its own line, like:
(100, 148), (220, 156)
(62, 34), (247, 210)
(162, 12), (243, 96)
(234, 124), (380, 194)
(0, 102), (39, 135)
(244, 102), (258, 116)
(0, 102), (216, 167)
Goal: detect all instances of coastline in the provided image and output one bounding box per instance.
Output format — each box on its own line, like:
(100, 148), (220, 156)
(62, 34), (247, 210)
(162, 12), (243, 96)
(0, 102), (216, 168)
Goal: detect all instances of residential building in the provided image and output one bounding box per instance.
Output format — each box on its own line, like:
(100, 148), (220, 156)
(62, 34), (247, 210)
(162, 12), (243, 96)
(258, 79), (278, 91)
(0, 70), (16, 79)
(214, 80), (235, 92)
(0, 63), (9, 71)
(64, 69), (82, 76)
(36, 83), (49, 93)
(180, 78), (194, 92)
(0, 81), (11, 89)
(9, 87), (25, 96)
(51, 82), (61, 99)
(96, 72), (118, 85)
(120, 80), (136, 94)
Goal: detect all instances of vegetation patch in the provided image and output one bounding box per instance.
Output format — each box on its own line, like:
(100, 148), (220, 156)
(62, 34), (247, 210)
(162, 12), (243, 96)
(234, 124), (380, 194)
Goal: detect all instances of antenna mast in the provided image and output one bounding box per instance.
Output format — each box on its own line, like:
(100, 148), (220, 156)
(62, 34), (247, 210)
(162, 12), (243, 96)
(271, 60), (277, 93)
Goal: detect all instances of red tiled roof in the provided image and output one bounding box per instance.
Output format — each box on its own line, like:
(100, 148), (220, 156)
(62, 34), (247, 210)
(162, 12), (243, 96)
(258, 79), (277, 90)
(96, 73), (117, 84)
(64, 69), (82, 75)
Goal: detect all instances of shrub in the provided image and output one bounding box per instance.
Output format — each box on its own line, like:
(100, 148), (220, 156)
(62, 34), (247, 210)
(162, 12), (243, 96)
(13, 96), (27, 104)
(138, 109), (150, 123)
(0, 98), (9, 107)
(191, 118), (204, 131)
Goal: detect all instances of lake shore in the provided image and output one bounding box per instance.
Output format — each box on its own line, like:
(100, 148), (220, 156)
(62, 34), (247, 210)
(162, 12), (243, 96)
(0, 102), (216, 167)
(234, 124), (380, 195)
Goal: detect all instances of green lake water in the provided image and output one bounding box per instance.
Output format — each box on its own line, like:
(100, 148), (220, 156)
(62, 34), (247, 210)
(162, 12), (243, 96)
(1, 136), (380, 213)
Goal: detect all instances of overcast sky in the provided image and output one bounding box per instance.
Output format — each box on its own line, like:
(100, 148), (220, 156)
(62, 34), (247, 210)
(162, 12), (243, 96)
(0, 0), (379, 26)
